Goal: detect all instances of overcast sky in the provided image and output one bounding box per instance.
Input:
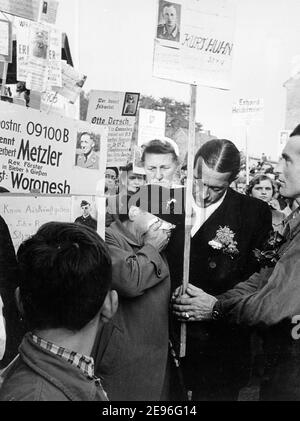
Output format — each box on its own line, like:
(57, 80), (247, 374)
(56, 0), (300, 160)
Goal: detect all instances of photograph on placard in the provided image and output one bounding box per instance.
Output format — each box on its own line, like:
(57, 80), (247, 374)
(32, 27), (49, 59)
(75, 131), (101, 170)
(72, 195), (98, 232)
(156, 0), (181, 44)
(122, 92), (140, 117)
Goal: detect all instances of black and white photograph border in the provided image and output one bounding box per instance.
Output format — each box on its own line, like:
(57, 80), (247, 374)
(122, 92), (140, 117)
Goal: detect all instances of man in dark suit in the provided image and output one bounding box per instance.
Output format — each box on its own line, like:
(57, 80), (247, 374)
(168, 139), (272, 400)
(172, 127), (300, 400)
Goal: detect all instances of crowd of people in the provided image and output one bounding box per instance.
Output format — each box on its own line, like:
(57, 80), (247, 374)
(1, 126), (300, 401)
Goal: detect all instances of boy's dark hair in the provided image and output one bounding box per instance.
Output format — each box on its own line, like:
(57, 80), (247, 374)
(194, 139), (241, 183)
(17, 222), (112, 332)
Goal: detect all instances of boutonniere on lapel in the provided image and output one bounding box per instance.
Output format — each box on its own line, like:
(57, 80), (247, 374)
(208, 226), (239, 259)
(253, 230), (285, 268)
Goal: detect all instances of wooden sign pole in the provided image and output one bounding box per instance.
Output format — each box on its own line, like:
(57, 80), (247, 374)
(245, 124), (250, 185)
(180, 84), (197, 358)
(1, 62), (8, 97)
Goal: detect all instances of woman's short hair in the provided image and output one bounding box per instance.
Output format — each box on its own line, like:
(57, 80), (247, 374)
(17, 222), (112, 331)
(194, 139), (241, 183)
(245, 174), (275, 197)
(141, 138), (179, 163)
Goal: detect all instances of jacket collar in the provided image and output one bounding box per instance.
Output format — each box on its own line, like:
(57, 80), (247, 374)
(283, 206), (300, 240)
(196, 188), (242, 234)
(18, 333), (106, 401)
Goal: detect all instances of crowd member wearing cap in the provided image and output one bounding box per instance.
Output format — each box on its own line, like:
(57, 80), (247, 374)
(0, 222), (117, 401)
(93, 184), (182, 401)
(75, 201), (97, 231)
(141, 138), (181, 188)
(170, 139), (272, 400)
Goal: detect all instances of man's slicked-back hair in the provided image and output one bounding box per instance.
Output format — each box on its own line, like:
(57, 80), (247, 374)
(17, 222), (112, 332)
(290, 124), (300, 138)
(194, 139), (241, 183)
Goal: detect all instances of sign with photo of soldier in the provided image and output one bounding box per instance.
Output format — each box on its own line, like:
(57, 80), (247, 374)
(87, 90), (140, 167)
(0, 101), (108, 196)
(153, 0), (236, 90)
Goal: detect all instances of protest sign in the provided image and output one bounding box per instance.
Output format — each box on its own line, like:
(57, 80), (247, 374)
(0, 0), (41, 21)
(39, 0), (59, 25)
(0, 19), (12, 63)
(16, 18), (61, 89)
(52, 61), (86, 103)
(0, 193), (106, 252)
(25, 22), (50, 91)
(153, 0), (236, 90)
(132, 108), (166, 173)
(87, 90), (140, 167)
(232, 98), (264, 126)
(47, 27), (62, 88)
(138, 108), (166, 146)
(0, 101), (108, 196)
(15, 18), (30, 82)
(0, 195), (71, 251)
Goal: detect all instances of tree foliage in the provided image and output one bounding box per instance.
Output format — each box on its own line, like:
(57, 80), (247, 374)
(139, 95), (202, 134)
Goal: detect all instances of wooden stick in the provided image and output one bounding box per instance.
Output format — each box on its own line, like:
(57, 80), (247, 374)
(1, 62), (8, 98)
(245, 124), (250, 185)
(180, 84), (197, 358)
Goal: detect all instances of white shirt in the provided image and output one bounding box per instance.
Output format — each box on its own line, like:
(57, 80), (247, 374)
(191, 191), (227, 238)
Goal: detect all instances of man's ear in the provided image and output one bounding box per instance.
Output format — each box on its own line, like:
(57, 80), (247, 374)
(128, 206), (141, 222)
(15, 287), (24, 317)
(99, 290), (118, 323)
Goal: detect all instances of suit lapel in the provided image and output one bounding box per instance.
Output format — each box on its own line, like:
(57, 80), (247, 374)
(194, 188), (243, 246)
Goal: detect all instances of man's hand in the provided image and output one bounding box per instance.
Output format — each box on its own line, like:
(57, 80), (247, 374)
(144, 220), (170, 252)
(172, 283), (217, 321)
